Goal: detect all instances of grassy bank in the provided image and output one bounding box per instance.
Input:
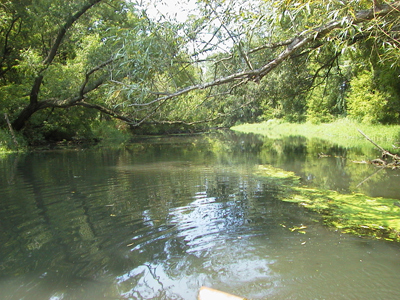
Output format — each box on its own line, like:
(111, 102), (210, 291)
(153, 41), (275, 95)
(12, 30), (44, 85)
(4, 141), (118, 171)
(234, 119), (400, 241)
(231, 118), (400, 149)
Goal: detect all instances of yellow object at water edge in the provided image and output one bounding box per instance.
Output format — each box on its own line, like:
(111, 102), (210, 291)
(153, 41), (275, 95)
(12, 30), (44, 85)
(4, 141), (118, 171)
(198, 287), (247, 300)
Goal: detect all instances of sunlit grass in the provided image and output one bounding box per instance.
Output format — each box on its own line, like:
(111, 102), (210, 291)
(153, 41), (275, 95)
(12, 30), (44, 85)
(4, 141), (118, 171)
(231, 118), (400, 149)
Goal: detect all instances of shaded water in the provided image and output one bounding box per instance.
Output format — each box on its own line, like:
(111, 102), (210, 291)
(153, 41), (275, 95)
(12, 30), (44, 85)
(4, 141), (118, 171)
(1, 132), (400, 299)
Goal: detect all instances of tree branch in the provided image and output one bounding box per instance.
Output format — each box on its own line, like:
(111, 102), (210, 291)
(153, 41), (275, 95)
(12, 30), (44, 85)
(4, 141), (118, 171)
(80, 58), (116, 98)
(43, 0), (103, 66)
(145, 114), (223, 126)
(129, 1), (400, 113)
(0, 16), (20, 72)
(29, 0), (103, 106)
(76, 101), (134, 123)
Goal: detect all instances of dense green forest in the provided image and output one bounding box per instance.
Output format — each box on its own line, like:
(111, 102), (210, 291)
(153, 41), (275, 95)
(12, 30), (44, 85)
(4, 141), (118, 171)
(1, 0), (400, 149)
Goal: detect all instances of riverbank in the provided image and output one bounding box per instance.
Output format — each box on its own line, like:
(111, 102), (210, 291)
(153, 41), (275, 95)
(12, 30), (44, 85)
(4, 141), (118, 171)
(231, 118), (400, 149)
(0, 122), (131, 154)
(234, 119), (400, 242)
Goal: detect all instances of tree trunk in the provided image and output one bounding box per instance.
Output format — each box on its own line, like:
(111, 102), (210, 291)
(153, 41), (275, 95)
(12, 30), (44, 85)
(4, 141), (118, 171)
(11, 102), (40, 131)
(11, 0), (103, 132)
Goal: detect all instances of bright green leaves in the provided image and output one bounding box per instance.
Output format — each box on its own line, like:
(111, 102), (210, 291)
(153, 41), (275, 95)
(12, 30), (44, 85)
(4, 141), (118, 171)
(2, 0), (400, 138)
(346, 70), (387, 124)
(346, 68), (400, 124)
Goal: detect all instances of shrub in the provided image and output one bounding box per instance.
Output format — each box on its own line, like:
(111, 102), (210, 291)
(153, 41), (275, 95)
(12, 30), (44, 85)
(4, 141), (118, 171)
(346, 70), (389, 124)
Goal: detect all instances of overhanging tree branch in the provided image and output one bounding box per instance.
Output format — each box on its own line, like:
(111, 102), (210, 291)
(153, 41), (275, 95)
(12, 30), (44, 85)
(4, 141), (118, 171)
(43, 0), (103, 66)
(76, 101), (134, 123)
(79, 58), (116, 98)
(10, 0), (400, 134)
(30, 0), (103, 106)
(0, 16), (20, 78)
(12, 0), (104, 131)
(129, 0), (400, 115)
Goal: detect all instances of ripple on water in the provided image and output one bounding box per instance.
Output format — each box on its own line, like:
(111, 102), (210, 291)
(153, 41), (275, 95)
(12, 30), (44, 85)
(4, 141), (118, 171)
(2, 149), (400, 300)
(119, 186), (400, 300)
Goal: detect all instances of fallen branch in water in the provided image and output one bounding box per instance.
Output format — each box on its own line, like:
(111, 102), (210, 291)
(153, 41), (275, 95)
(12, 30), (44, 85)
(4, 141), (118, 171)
(357, 129), (400, 168)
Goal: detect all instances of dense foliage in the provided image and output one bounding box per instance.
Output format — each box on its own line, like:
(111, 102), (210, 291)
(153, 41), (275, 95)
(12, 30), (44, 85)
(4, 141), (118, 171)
(1, 0), (400, 149)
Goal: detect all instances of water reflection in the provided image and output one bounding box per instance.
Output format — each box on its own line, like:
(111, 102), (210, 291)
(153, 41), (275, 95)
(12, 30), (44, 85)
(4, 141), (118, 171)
(0, 133), (400, 299)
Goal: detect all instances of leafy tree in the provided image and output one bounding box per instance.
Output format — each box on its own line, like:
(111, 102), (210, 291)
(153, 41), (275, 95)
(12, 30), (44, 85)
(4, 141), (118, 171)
(305, 52), (349, 123)
(0, 0), (198, 140)
(0, 0), (130, 135)
(2, 0), (400, 145)
(346, 70), (388, 123)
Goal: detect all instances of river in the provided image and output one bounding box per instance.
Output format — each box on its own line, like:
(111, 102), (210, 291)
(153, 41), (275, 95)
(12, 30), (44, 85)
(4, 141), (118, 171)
(1, 131), (400, 299)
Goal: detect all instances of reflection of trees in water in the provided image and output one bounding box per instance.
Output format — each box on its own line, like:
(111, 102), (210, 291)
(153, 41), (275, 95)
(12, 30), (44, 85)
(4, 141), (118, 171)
(0, 140), (265, 297)
(219, 132), (399, 198)
(1, 133), (397, 299)
(0, 150), (131, 278)
(256, 136), (353, 193)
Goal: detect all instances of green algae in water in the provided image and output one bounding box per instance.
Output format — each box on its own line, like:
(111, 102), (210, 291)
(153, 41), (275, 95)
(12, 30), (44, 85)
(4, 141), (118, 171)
(256, 165), (400, 242)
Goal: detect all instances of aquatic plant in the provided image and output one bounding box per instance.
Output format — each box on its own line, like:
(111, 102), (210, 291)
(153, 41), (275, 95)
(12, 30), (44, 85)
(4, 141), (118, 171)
(256, 165), (400, 242)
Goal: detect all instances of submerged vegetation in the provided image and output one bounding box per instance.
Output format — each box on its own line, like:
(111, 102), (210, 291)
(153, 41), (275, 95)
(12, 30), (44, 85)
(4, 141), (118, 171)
(256, 165), (400, 242)
(234, 120), (400, 241)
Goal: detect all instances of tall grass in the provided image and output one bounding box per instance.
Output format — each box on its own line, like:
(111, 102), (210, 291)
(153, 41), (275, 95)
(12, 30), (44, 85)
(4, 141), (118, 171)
(231, 118), (400, 149)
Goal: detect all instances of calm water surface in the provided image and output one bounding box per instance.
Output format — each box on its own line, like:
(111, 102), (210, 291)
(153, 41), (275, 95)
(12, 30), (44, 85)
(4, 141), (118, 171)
(1, 132), (400, 299)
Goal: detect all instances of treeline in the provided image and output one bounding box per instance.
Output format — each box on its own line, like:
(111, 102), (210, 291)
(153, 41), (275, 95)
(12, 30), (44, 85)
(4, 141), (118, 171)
(221, 40), (400, 125)
(1, 0), (400, 149)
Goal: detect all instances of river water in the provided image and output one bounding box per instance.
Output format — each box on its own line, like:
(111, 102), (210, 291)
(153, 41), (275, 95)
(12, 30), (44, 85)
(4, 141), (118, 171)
(1, 131), (400, 299)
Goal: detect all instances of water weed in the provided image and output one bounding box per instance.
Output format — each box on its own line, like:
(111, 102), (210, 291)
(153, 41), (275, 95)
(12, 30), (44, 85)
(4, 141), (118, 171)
(256, 164), (400, 242)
